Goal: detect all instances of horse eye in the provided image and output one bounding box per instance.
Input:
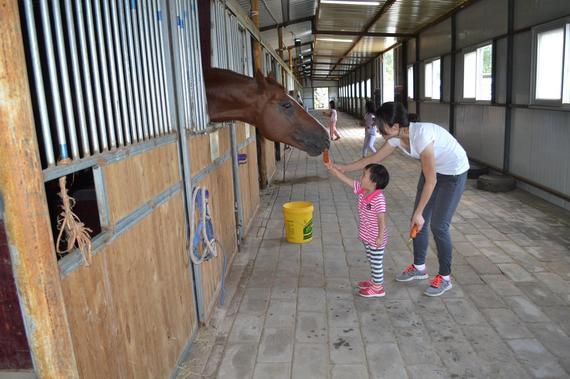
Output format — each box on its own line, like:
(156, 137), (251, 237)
(282, 102), (292, 109)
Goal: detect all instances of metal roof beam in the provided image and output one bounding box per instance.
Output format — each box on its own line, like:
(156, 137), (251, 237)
(315, 30), (414, 38)
(259, 16), (313, 31)
(329, 0), (397, 77)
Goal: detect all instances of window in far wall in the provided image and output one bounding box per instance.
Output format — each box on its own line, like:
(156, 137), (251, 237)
(463, 43), (492, 101)
(314, 87), (329, 109)
(361, 80), (365, 98)
(383, 50), (394, 102)
(366, 79), (371, 98)
(531, 20), (570, 106)
(424, 58), (440, 100)
(407, 65), (414, 99)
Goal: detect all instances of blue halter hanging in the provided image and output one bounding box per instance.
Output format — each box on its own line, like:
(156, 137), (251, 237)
(192, 187), (216, 262)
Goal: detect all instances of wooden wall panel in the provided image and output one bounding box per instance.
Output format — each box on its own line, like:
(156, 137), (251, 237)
(264, 138), (276, 183)
(104, 143), (180, 224)
(61, 194), (196, 379)
(239, 141), (260, 233)
(189, 128), (231, 174)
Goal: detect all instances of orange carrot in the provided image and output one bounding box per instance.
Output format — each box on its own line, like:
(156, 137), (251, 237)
(323, 149), (329, 163)
(410, 224), (418, 239)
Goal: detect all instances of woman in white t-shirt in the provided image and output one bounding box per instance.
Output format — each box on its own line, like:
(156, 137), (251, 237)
(334, 102), (469, 297)
(361, 101), (377, 157)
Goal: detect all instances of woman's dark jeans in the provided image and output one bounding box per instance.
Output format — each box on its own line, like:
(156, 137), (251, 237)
(412, 171), (468, 276)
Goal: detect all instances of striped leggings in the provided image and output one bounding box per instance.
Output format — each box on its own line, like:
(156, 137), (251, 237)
(364, 243), (385, 284)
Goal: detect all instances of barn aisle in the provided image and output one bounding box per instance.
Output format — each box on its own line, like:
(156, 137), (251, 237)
(178, 111), (570, 379)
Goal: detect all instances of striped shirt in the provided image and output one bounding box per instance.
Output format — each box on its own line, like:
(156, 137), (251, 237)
(353, 181), (388, 249)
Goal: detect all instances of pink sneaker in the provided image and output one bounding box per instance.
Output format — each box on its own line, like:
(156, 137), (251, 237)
(357, 279), (374, 289)
(358, 284), (385, 298)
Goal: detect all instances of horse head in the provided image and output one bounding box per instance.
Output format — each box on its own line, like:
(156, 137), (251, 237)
(203, 68), (330, 156)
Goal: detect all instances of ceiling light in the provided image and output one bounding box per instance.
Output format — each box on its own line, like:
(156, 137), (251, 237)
(317, 37), (353, 43)
(321, 0), (380, 5)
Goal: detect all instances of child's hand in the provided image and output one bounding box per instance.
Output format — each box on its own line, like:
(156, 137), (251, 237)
(334, 164), (347, 173)
(376, 235), (383, 247)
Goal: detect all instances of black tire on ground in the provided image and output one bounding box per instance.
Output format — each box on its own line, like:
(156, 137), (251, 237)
(477, 174), (516, 193)
(468, 161), (489, 179)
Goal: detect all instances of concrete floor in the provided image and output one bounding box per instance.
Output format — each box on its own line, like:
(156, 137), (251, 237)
(180, 111), (570, 379)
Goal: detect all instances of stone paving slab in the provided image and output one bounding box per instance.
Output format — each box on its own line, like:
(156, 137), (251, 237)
(179, 112), (570, 379)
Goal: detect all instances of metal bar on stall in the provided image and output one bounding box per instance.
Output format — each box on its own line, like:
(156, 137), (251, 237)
(222, 0), (244, 240)
(22, 0), (55, 166)
(187, 0), (200, 130)
(156, 0), (171, 132)
(111, 0), (133, 145)
(149, 0), (165, 135)
(125, 0), (144, 141)
(52, 0), (80, 160)
(99, 0), (125, 146)
(93, 0), (117, 148)
(142, 0), (159, 137)
(130, 0), (150, 140)
(166, 0), (205, 322)
(181, 1), (195, 130)
(192, 0), (209, 127)
(149, 1), (164, 135)
(138, 0), (155, 138)
(39, 0), (69, 160)
(188, 0), (201, 129)
(64, 0), (91, 157)
(85, 1), (109, 150)
(176, 0), (192, 130)
(74, 1), (101, 154)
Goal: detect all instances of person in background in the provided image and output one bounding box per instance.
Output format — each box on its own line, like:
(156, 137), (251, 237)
(333, 102), (469, 297)
(325, 161), (390, 298)
(323, 100), (341, 141)
(361, 100), (377, 157)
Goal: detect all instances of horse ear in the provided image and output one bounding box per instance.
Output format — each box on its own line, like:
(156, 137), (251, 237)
(267, 70), (275, 80)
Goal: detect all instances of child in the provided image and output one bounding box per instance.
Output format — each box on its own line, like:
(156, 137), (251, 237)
(323, 100), (341, 141)
(361, 101), (377, 157)
(325, 161), (390, 297)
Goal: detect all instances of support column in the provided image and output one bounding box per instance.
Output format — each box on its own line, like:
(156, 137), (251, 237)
(251, 0), (269, 188)
(278, 27), (284, 60)
(0, 1), (79, 377)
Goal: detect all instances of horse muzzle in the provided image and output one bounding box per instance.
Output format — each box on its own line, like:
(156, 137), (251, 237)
(292, 130), (330, 156)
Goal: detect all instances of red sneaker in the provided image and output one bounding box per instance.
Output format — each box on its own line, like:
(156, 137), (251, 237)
(358, 284), (385, 298)
(357, 279), (374, 289)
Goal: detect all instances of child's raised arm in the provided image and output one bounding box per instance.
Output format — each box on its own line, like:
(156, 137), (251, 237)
(326, 164), (354, 188)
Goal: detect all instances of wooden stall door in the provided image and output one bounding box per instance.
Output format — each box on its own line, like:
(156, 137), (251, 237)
(0, 217), (32, 369)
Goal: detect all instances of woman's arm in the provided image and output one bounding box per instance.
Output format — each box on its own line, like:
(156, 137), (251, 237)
(336, 142), (396, 173)
(411, 142), (437, 232)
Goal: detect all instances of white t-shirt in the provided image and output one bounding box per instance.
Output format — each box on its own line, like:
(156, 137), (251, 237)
(330, 109), (337, 123)
(364, 113), (377, 135)
(387, 122), (469, 175)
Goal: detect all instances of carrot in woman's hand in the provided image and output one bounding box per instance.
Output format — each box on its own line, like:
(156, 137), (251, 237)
(410, 224), (418, 239)
(407, 224), (418, 245)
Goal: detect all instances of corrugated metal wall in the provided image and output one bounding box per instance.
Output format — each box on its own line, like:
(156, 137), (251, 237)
(408, 0), (570, 209)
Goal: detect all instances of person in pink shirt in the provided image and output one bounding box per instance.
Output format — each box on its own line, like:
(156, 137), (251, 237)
(325, 161), (390, 297)
(323, 100), (341, 141)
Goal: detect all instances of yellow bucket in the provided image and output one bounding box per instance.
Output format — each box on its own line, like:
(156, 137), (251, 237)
(282, 201), (314, 243)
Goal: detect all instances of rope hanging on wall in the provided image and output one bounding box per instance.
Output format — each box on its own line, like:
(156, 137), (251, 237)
(55, 161), (92, 265)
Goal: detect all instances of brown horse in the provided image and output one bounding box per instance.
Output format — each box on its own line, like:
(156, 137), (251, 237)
(203, 68), (330, 156)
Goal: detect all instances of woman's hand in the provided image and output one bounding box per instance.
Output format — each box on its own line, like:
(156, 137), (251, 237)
(411, 212), (425, 234)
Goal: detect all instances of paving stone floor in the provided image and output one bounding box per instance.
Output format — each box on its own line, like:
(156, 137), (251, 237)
(179, 111), (570, 379)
